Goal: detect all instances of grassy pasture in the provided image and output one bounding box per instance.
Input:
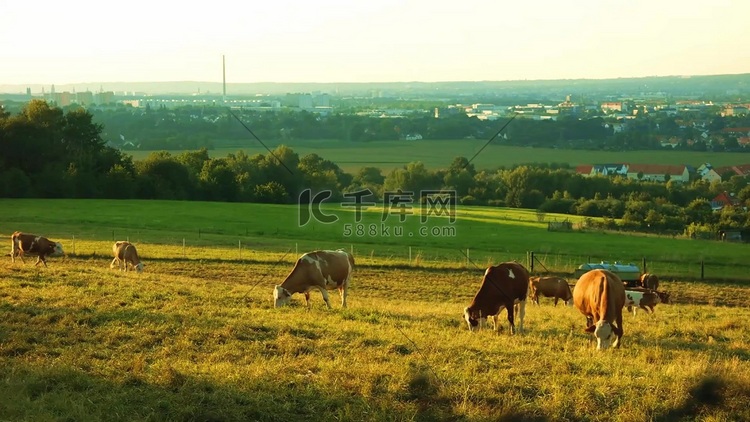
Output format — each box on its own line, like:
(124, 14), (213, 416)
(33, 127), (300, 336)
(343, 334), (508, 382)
(2, 198), (749, 283)
(123, 139), (750, 173)
(0, 199), (749, 420)
(1, 251), (750, 421)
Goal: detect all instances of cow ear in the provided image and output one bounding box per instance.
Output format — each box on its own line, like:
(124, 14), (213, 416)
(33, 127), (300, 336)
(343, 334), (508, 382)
(584, 325), (596, 333)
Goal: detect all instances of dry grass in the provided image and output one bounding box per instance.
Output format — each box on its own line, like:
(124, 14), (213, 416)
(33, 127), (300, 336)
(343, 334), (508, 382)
(1, 250), (749, 421)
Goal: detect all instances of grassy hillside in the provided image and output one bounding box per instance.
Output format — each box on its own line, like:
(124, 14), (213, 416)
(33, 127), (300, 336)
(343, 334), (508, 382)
(124, 140), (750, 173)
(1, 249), (749, 421)
(2, 198), (749, 282)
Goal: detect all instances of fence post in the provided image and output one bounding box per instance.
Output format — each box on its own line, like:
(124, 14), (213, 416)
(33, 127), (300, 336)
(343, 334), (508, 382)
(529, 251), (535, 273)
(295, 243), (298, 256)
(409, 246), (412, 265)
(701, 260), (705, 280)
(642, 257), (647, 274)
(72, 235), (76, 255)
(238, 240), (242, 260)
(183, 238), (186, 258)
(466, 248), (470, 266)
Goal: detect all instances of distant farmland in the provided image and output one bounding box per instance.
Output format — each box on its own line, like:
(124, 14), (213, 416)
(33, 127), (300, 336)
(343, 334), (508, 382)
(124, 139), (750, 172)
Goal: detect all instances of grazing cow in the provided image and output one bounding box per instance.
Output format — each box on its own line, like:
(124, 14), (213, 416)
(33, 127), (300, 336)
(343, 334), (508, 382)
(573, 269), (626, 350)
(273, 249), (354, 309)
(529, 276), (573, 306)
(463, 261), (529, 334)
(624, 289), (661, 316)
(640, 273), (660, 291)
(10, 231), (64, 267)
(110, 241), (144, 273)
(628, 286), (671, 305)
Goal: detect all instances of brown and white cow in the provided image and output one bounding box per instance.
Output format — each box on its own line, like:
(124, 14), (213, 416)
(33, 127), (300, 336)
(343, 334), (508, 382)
(624, 289), (661, 316)
(463, 261), (529, 334)
(640, 273), (660, 291)
(529, 276), (573, 306)
(110, 241), (144, 273)
(273, 249), (354, 309)
(10, 231), (65, 267)
(573, 269), (626, 350)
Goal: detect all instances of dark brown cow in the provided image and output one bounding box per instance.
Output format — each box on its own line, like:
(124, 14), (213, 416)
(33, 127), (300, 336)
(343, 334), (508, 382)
(463, 261), (529, 334)
(573, 269), (626, 350)
(529, 276), (573, 306)
(640, 273), (660, 291)
(10, 231), (65, 267)
(273, 249), (354, 309)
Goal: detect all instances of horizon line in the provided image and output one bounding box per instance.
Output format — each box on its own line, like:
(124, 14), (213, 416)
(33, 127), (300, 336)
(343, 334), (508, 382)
(3, 72), (750, 88)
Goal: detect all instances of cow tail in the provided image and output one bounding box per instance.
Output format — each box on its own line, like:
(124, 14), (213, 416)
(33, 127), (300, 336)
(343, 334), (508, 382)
(600, 275), (609, 323)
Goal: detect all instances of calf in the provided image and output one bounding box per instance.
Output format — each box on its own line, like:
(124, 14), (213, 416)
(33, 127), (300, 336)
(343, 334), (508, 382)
(273, 249), (354, 309)
(529, 276), (573, 306)
(463, 261), (529, 334)
(10, 231), (64, 267)
(110, 241), (144, 273)
(573, 269), (626, 350)
(624, 289), (661, 316)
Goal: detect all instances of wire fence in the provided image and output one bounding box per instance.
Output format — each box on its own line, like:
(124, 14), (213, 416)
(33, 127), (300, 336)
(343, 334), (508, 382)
(6, 228), (750, 284)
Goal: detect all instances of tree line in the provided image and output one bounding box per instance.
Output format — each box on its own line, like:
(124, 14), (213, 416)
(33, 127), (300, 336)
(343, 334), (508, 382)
(2, 100), (749, 237)
(87, 101), (750, 152)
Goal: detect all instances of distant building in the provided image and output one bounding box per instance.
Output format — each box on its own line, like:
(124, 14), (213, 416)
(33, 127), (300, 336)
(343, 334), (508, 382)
(626, 164), (689, 183)
(601, 101), (624, 112)
(711, 191), (740, 211)
(76, 91), (94, 105)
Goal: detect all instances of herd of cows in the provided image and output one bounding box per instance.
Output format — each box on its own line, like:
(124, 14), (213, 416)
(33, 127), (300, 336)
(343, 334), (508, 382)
(8, 232), (671, 350)
(462, 263), (671, 349)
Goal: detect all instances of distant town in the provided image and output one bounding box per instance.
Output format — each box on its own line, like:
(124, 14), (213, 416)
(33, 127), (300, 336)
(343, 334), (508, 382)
(2, 74), (750, 155)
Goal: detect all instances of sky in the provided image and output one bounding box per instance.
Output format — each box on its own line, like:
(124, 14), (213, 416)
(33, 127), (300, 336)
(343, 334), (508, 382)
(1, 0), (749, 85)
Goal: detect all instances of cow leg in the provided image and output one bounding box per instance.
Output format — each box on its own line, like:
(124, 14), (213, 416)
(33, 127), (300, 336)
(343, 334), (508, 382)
(613, 313), (624, 349)
(35, 256), (47, 267)
(516, 300), (526, 334)
(110, 257), (119, 269)
(319, 288), (332, 309)
(338, 284), (347, 308)
(490, 314), (500, 331)
(505, 301), (516, 334)
(304, 292), (311, 309)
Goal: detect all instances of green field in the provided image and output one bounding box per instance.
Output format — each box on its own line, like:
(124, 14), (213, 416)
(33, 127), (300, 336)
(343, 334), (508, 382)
(2, 198), (749, 282)
(124, 139), (750, 172)
(2, 199), (750, 420)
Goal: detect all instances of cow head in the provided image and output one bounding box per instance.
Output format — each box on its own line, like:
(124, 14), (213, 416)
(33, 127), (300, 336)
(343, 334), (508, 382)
(463, 307), (485, 332)
(273, 285), (292, 308)
(48, 242), (65, 257)
(585, 320), (620, 350)
(134, 262), (144, 273)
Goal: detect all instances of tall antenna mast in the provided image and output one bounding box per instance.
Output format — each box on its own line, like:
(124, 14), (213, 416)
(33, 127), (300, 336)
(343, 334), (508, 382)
(222, 54), (226, 103)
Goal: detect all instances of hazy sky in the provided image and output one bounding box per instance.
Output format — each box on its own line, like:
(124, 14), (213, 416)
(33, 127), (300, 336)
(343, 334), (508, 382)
(2, 0), (749, 85)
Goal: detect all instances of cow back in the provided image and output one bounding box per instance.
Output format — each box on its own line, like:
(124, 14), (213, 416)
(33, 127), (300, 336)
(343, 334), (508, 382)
(12, 232), (56, 255)
(282, 249), (353, 291)
(476, 261), (529, 304)
(573, 269), (626, 324)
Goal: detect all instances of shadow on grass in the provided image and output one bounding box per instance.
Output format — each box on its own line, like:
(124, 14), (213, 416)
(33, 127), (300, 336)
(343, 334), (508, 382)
(654, 375), (750, 422)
